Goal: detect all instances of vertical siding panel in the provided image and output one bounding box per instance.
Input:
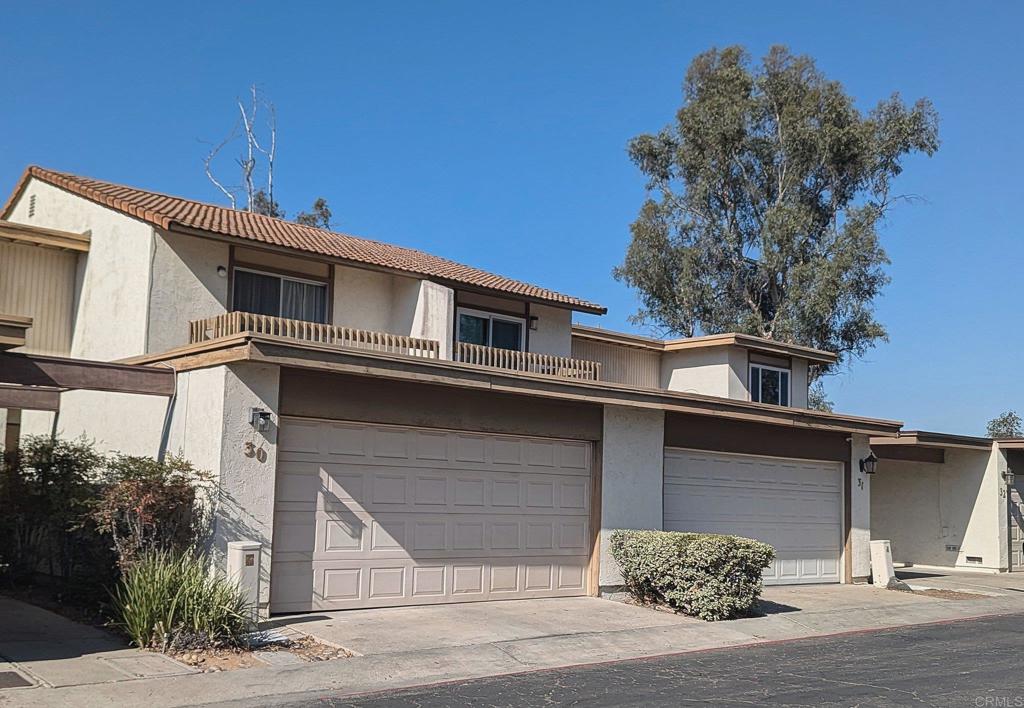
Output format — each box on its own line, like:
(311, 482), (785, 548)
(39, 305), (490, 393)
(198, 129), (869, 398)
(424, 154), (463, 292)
(0, 242), (77, 355)
(570, 338), (660, 388)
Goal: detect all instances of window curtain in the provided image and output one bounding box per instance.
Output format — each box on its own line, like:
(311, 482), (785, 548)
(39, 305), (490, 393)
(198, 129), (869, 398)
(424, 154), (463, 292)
(281, 280), (328, 323)
(233, 270), (281, 316)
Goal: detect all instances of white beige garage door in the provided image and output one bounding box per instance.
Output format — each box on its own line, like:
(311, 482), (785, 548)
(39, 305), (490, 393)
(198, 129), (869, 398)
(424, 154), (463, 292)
(664, 448), (842, 585)
(270, 418), (593, 612)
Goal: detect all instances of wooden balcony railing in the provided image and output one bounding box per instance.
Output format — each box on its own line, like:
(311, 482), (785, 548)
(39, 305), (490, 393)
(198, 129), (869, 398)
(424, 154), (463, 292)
(189, 312), (441, 358)
(187, 313), (602, 381)
(454, 341), (601, 381)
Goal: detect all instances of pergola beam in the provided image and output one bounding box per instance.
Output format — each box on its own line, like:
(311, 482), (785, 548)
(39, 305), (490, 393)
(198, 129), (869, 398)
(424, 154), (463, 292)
(0, 383), (61, 411)
(0, 352), (175, 396)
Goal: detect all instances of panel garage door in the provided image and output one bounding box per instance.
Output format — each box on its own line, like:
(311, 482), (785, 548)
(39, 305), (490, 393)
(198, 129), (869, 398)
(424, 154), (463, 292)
(664, 448), (842, 585)
(270, 418), (593, 612)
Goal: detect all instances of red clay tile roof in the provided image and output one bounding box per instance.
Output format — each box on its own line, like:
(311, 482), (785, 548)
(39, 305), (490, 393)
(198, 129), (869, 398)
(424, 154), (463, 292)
(3, 166), (606, 314)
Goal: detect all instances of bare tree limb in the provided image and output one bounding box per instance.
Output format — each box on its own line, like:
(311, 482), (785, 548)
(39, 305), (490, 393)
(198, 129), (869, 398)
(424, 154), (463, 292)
(202, 130), (239, 209)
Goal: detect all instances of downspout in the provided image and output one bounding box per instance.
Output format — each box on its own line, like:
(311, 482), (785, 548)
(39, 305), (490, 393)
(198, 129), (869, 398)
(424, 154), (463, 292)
(156, 364), (178, 463)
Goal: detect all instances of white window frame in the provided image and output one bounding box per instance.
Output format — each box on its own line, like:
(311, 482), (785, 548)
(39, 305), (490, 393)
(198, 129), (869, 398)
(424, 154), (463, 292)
(455, 306), (526, 351)
(749, 363), (791, 407)
(232, 266), (329, 323)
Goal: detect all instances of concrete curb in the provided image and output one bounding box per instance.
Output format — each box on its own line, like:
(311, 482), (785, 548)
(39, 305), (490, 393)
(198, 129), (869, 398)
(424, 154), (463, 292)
(6, 594), (1023, 708)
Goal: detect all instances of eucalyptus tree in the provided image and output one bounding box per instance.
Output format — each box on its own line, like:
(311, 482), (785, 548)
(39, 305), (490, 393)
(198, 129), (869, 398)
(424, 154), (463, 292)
(616, 45), (939, 399)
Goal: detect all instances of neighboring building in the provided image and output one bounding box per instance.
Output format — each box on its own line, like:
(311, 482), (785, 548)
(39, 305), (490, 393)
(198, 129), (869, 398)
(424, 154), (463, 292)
(1, 166), (908, 616)
(869, 431), (1021, 575)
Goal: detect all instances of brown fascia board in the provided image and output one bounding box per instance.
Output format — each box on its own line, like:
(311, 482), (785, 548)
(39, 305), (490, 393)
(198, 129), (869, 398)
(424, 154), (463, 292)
(0, 220), (90, 252)
(570, 324), (837, 363)
(129, 333), (902, 436)
(870, 430), (994, 451)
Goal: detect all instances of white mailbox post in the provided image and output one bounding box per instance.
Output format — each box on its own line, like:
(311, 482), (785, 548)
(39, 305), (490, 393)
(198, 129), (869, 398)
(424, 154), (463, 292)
(227, 541), (262, 620)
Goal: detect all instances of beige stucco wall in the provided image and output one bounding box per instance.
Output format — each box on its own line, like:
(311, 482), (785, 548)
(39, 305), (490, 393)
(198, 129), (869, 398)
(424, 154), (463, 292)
(148, 229), (230, 353)
(164, 362), (281, 614)
(48, 389), (168, 456)
(791, 358), (809, 409)
(528, 304), (572, 358)
(660, 347), (735, 397)
(871, 445), (1007, 572)
(409, 280), (455, 358)
(6, 178), (154, 361)
(332, 264), (424, 334)
(599, 405), (665, 587)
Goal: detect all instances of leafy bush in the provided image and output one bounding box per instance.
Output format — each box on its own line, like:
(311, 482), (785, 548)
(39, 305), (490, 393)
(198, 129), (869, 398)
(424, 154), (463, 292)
(0, 436), (110, 585)
(610, 529), (775, 621)
(111, 550), (254, 650)
(92, 455), (212, 570)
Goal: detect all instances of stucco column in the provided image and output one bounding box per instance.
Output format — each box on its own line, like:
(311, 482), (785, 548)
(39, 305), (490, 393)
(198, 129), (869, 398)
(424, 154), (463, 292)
(989, 444), (1010, 571)
(214, 362), (281, 616)
(599, 405), (665, 588)
(850, 433), (872, 581)
(411, 280), (455, 359)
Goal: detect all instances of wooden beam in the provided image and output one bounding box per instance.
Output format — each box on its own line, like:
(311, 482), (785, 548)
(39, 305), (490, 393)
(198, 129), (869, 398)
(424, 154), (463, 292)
(0, 352), (174, 396)
(0, 220), (90, 252)
(0, 383), (60, 411)
(0, 314), (31, 351)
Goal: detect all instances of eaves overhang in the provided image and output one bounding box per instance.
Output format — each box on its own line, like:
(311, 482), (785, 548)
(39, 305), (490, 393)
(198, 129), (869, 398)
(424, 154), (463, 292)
(126, 334), (903, 437)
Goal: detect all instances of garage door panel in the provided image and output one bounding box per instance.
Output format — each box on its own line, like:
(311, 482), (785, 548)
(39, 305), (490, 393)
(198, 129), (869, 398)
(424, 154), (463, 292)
(311, 512), (588, 560)
(272, 420), (592, 612)
(664, 448), (841, 586)
(274, 556), (589, 611)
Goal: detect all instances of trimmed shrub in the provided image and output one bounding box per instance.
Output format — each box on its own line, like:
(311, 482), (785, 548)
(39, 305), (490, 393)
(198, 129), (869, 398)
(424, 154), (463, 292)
(111, 550), (254, 650)
(610, 529), (775, 621)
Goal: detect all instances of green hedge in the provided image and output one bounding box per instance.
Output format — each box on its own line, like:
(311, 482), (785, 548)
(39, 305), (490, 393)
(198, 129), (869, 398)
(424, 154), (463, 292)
(610, 529), (775, 621)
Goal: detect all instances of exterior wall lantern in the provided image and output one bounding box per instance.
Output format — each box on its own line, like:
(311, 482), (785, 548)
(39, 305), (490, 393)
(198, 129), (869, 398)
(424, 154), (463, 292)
(1004, 468), (1016, 487)
(250, 407), (271, 432)
(859, 451), (879, 475)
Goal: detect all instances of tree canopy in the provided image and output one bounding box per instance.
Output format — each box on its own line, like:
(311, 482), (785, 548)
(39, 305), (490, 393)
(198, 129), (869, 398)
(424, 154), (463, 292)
(987, 411), (1023, 439)
(615, 45), (939, 377)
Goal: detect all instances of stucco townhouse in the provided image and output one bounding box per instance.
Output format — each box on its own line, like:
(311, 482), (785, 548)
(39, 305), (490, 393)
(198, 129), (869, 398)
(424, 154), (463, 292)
(2, 166), (1019, 617)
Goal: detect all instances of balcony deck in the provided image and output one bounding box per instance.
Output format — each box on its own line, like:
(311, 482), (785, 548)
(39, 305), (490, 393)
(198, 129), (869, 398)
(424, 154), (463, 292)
(189, 313), (601, 381)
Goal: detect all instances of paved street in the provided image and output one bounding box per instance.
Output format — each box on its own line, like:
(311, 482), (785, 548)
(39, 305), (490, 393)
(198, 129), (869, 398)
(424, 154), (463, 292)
(268, 613), (1024, 707)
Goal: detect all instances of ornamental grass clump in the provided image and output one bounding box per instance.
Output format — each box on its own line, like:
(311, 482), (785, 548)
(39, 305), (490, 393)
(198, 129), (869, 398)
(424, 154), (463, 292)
(610, 529), (774, 621)
(111, 550), (254, 650)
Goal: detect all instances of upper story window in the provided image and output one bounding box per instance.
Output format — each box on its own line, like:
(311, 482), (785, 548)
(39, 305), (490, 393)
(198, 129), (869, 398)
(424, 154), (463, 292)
(233, 268), (328, 323)
(456, 307), (524, 351)
(750, 364), (790, 406)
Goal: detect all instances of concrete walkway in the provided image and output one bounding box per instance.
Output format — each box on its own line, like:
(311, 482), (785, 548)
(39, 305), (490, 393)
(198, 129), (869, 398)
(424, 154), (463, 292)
(0, 596), (192, 699)
(5, 582), (1024, 708)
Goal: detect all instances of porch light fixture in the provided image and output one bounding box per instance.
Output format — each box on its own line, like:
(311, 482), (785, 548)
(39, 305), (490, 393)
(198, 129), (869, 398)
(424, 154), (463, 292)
(217, 265), (228, 277)
(1004, 468), (1016, 487)
(859, 451), (879, 475)
(529, 316), (539, 331)
(250, 407), (271, 433)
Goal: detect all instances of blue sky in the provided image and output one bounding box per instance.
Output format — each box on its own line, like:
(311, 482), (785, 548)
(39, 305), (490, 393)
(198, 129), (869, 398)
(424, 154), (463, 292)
(1, 1), (1019, 434)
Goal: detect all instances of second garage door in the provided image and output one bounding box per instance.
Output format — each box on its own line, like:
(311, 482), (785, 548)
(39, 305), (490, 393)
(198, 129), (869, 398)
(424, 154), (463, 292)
(270, 418), (593, 612)
(663, 448), (842, 585)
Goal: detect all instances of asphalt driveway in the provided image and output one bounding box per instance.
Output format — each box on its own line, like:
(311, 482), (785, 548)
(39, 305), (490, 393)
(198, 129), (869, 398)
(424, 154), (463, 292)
(271, 612), (1024, 707)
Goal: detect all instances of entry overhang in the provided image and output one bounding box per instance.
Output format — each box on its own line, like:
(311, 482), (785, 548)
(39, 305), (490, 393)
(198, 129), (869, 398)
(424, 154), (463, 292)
(0, 352), (175, 397)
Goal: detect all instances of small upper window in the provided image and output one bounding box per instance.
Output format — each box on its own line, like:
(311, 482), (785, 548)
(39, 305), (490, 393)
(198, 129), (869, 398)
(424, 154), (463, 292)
(233, 268), (328, 323)
(456, 308), (524, 351)
(750, 365), (790, 406)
